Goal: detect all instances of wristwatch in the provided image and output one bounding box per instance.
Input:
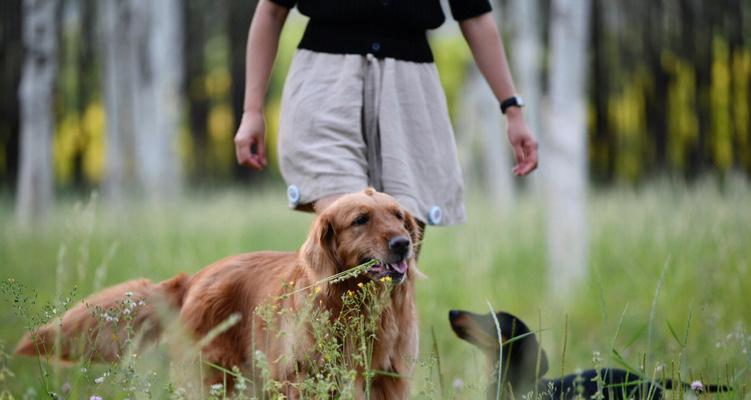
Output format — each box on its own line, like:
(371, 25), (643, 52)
(500, 95), (525, 114)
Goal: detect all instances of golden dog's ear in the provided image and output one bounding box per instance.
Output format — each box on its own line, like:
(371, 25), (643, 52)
(403, 210), (428, 278)
(301, 212), (340, 278)
(403, 210), (421, 248)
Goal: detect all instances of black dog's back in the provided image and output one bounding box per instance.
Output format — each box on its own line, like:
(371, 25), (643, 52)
(540, 369), (665, 400)
(449, 310), (730, 400)
(540, 368), (730, 400)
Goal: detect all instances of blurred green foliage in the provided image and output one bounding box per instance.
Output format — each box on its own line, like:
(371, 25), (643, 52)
(663, 52), (699, 171)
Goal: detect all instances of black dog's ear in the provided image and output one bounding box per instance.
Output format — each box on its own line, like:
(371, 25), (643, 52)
(519, 335), (549, 379)
(498, 312), (550, 385)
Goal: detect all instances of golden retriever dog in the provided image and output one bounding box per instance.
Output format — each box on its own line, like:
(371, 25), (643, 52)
(15, 188), (420, 399)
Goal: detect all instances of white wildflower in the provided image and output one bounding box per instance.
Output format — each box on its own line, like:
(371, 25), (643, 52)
(209, 383), (224, 396)
(94, 371), (109, 384)
(654, 362), (664, 374)
(452, 378), (464, 392)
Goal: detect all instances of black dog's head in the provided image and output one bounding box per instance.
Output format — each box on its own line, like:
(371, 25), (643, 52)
(449, 310), (549, 391)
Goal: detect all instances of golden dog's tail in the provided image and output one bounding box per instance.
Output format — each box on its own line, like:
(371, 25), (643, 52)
(14, 273), (190, 362)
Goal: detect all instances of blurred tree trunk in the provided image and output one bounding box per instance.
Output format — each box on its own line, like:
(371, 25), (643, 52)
(184, 0), (210, 182)
(544, 0), (591, 299)
(0, 0), (23, 189)
(73, 0), (98, 189)
(16, 0), (60, 227)
(132, 0), (184, 198)
(509, 0), (543, 189)
(101, 0), (136, 202)
(226, 0), (258, 180)
(101, 0), (183, 200)
(680, 0), (710, 176)
(644, 0), (668, 172)
(590, 0), (611, 182)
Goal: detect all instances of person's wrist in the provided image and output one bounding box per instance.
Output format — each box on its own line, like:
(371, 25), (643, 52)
(243, 99), (264, 115)
(241, 108), (264, 122)
(505, 106), (524, 121)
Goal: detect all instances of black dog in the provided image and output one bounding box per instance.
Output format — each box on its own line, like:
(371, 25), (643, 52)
(449, 310), (729, 400)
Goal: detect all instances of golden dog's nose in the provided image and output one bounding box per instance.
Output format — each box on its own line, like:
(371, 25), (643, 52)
(388, 236), (410, 258)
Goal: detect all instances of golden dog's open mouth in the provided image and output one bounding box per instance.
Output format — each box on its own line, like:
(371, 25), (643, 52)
(362, 258), (409, 283)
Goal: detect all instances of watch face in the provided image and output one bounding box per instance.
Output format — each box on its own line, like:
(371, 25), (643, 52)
(515, 96), (525, 107)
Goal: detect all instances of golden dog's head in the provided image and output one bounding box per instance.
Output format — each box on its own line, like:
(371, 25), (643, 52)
(301, 188), (420, 284)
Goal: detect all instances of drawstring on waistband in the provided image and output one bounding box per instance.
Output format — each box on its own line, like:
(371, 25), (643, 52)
(363, 54), (383, 191)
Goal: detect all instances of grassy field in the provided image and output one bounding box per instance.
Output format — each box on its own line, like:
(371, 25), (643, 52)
(0, 180), (749, 399)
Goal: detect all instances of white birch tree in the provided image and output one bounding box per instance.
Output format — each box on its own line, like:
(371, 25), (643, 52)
(544, 0), (591, 299)
(132, 0), (184, 198)
(101, 0), (184, 201)
(16, 0), (60, 227)
(101, 0), (136, 202)
(509, 0), (543, 187)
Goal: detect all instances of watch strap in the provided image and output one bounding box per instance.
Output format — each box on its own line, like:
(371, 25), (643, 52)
(500, 96), (524, 114)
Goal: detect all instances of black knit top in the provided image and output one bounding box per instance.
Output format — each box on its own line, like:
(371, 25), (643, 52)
(269, 0), (492, 63)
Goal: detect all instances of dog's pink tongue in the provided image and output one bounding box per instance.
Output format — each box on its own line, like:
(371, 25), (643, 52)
(390, 260), (409, 274)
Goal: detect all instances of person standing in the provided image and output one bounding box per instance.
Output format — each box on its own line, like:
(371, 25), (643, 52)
(234, 0), (538, 241)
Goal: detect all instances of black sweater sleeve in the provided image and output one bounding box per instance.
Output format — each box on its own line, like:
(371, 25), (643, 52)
(269, 0), (296, 9)
(448, 0), (492, 21)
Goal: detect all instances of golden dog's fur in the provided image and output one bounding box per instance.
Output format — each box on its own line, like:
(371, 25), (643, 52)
(15, 189), (420, 399)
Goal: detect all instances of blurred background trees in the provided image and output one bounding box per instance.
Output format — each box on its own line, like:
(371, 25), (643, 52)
(2, 0), (749, 195)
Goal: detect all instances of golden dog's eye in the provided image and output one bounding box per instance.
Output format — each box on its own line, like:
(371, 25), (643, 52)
(352, 214), (369, 226)
(395, 210), (404, 220)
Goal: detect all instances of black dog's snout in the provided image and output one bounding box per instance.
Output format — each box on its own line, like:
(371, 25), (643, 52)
(448, 310), (461, 321)
(388, 236), (411, 258)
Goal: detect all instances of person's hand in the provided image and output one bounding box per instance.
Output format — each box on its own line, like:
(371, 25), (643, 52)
(505, 108), (538, 176)
(234, 110), (267, 170)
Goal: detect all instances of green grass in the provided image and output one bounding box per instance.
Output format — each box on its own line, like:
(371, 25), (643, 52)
(0, 180), (749, 399)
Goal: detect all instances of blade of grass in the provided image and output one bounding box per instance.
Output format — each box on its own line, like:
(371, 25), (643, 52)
(430, 326), (446, 399)
(610, 303), (629, 351)
(560, 313), (568, 397)
(682, 304), (693, 348)
(611, 349), (642, 375)
(486, 300), (502, 400)
(647, 255), (671, 367)
(592, 263), (608, 327)
(624, 324), (647, 350)
(665, 320), (682, 346)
